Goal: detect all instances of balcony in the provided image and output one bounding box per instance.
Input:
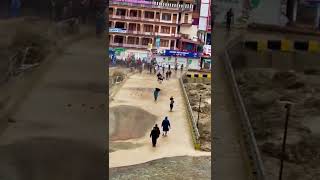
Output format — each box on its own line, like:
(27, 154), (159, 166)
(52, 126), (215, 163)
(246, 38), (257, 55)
(110, 42), (148, 49)
(180, 19), (193, 25)
(109, 0), (193, 11)
(109, 28), (181, 38)
(109, 14), (161, 22)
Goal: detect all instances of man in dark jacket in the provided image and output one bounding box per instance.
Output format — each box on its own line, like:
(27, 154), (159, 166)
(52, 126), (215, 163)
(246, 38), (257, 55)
(225, 8), (234, 32)
(161, 116), (171, 136)
(150, 124), (160, 147)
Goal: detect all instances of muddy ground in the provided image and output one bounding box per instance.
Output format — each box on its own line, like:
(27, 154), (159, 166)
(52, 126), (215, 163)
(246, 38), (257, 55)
(184, 82), (211, 151)
(109, 156), (211, 180)
(236, 68), (320, 180)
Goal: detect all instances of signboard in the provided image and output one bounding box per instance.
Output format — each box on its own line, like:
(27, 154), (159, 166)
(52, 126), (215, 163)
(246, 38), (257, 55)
(114, 48), (126, 55)
(203, 45), (211, 56)
(188, 59), (201, 70)
(160, 50), (200, 58)
(109, 28), (127, 33)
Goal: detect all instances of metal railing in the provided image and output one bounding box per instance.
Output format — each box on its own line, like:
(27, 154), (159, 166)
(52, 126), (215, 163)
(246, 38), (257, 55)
(109, 29), (181, 37)
(109, 0), (193, 11)
(109, 42), (148, 48)
(179, 74), (201, 149)
(223, 36), (266, 180)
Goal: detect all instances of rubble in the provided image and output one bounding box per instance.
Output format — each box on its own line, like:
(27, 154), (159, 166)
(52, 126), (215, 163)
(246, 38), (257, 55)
(236, 68), (320, 180)
(184, 82), (211, 151)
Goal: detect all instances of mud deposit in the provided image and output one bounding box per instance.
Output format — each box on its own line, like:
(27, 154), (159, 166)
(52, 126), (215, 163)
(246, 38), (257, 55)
(109, 156), (211, 180)
(236, 68), (320, 180)
(184, 82), (211, 151)
(109, 105), (157, 141)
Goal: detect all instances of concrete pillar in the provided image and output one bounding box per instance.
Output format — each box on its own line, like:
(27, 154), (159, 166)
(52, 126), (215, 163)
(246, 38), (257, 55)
(114, 8), (117, 15)
(125, 36), (128, 44)
(174, 40), (177, 49)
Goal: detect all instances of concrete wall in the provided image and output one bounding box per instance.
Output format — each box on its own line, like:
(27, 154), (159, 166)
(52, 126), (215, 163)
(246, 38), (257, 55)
(214, 0), (244, 24)
(231, 46), (320, 72)
(248, 0), (283, 26)
(180, 25), (198, 39)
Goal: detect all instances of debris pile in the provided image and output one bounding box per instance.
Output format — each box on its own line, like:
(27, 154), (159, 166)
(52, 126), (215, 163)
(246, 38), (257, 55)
(236, 68), (320, 180)
(184, 82), (211, 151)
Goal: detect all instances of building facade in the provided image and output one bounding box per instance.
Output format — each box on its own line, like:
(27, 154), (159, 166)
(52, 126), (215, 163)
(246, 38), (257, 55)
(108, 0), (200, 58)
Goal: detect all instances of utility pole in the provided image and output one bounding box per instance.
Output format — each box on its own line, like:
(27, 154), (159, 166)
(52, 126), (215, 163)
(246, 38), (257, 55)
(197, 95), (202, 128)
(278, 102), (292, 180)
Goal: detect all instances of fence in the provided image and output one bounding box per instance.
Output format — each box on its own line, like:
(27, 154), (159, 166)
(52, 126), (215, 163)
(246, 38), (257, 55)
(223, 36), (266, 180)
(179, 74), (201, 150)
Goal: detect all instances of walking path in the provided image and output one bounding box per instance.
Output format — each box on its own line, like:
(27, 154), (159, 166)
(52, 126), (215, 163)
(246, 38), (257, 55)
(109, 72), (210, 168)
(213, 27), (250, 179)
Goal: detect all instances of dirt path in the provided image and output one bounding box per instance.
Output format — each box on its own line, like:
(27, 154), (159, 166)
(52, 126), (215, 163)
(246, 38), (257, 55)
(0, 37), (106, 180)
(212, 27), (250, 180)
(109, 156), (211, 180)
(109, 72), (210, 168)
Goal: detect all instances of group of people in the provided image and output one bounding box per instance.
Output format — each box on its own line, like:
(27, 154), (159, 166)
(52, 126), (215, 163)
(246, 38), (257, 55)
(150, 117), (171, 147)
(150, 87), (175, 147)
(153, 63), (184, 83)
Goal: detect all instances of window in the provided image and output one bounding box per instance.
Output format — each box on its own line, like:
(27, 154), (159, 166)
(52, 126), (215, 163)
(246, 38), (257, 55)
(144, 25), (153, 32)
(109, 8), (114, 15)
(129, 10), (138, 17)
(109, 21), (112, 28)
(127, 37), (136, 44)
(128, 23), (137, 31)
(162, 13), (172, 21)
(142, 38), (151, 45)
(116, 9), (126, 16)
(114, 36), (124, 44)
(161, 26), (170, 34)
(144, 11), (155, 19)
(160, 39), (169, 47)
(115, 22), (125, 29)
(184, 14), (189, 23)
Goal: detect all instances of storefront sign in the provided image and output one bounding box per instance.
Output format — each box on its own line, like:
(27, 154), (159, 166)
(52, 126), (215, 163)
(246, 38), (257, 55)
(109, 28), (127, 33)
(160, 50), (200, 58)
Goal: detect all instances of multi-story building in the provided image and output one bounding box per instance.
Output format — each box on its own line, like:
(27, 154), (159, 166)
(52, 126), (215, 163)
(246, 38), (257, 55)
(108, 0), (199, 58)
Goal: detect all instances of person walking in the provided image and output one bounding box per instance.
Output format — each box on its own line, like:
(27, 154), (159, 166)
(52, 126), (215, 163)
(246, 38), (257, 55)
(154, 88), (160, 101)
(165, 71), (169, 80)
(150, 124), (161, 147)
(168, 64), (171, 71)
(169, 97), (174, 112)
(181, 64), (184, 72)
(174, 64), (178, 73)
(162, 65), (165, 75)
(161, 117), (171, 136)
(225, 8), (234, 32)
(168, 69), (172, 79)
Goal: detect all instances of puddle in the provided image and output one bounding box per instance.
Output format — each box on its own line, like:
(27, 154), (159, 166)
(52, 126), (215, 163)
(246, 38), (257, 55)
(109, 105), (157, 141)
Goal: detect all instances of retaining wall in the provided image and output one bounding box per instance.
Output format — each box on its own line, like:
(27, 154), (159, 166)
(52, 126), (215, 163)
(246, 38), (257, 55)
(223, 36), (267, 180)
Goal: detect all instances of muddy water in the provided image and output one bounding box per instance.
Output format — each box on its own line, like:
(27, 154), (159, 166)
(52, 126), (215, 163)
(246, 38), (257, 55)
(109, 156), (211, 180)
(109, 105), (157, 141)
